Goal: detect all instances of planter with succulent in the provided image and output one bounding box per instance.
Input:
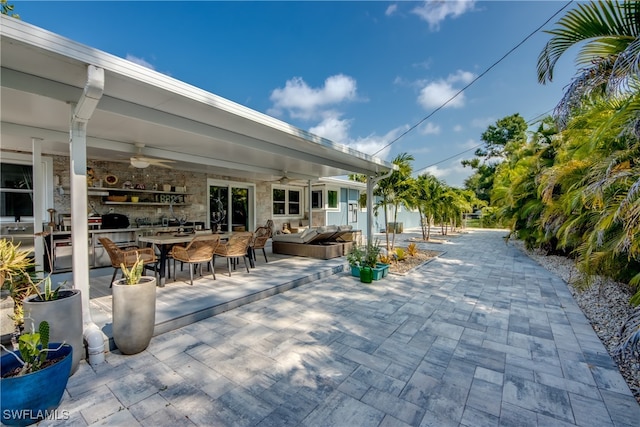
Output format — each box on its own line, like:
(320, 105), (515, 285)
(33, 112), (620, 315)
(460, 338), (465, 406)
(0, 239), (33, 342)
(346, 245), (365, 277)
(111, 255), (156, 355)
(1, 320), (73, 426)
(1, 237), (83, 375)
(348, 241), (387, 282)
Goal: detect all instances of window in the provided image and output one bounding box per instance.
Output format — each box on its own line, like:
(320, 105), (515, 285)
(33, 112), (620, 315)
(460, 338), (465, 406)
(1, 163), (33, 218)
(327, 190), (338, 209)
(273, 188), (286, 215)
(311, 190), (323, 209)
(288, 190), (300, 215)
(272, 187), (301, 216)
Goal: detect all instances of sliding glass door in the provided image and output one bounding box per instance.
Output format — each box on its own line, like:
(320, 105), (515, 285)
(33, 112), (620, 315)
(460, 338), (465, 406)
(208, 180), (254, 232)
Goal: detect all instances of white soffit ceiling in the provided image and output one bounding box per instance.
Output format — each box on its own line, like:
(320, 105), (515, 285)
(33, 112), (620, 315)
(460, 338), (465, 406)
(0, 16), (395, 182)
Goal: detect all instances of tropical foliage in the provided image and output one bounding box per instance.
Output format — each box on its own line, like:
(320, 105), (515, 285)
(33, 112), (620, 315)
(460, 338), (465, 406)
(485, 1), (640, 308)
(351, 153), (480, 250)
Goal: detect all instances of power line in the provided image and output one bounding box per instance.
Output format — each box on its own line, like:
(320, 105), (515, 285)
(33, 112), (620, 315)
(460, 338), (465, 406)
(414, 144), (483, 175)
(413, 107), (557, 176)
(372, 0), (574, 157)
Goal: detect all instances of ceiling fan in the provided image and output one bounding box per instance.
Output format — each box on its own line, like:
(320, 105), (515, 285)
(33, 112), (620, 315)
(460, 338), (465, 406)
(129, 143), (175, 169)
(273, 170), (290, 184)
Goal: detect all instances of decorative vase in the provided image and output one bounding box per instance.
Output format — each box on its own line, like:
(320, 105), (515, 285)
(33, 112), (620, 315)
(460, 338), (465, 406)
(111, 277), (156, 355)
(22, 289), (83, 375)
(360, 266), (373, 283)
(1, 344), (72, 426)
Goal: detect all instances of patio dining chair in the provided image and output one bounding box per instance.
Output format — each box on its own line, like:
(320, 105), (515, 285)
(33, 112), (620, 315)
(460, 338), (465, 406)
(170, 234), (220, 285)
(99, 237), (158, 287)
(213, 231), (253, 276)
(249, 226), (271, 267)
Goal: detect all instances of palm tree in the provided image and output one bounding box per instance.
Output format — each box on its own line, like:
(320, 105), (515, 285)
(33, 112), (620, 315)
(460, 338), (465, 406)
(537, 0), (640, 129)
(373, 153), (414, 251)
(413, 173), (446, 241)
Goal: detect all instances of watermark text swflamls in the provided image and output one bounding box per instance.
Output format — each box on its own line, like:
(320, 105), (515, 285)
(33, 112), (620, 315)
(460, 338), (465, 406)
(3, 409), (70, 422)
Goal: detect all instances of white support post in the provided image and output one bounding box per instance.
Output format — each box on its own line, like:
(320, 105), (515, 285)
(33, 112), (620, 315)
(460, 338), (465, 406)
(69, 118), (91, 321)
(307, 180), (313, 228)
(31, 138), (45, 275)
(366, 176), (374, 246)
(70, 65), (105, 366)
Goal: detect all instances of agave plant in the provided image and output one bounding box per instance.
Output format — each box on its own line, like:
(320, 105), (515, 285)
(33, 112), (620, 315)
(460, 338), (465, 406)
(614, 308), (640, 361)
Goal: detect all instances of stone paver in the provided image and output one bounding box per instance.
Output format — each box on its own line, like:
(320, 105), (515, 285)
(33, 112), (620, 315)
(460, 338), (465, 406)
(48, 229), (639, 426)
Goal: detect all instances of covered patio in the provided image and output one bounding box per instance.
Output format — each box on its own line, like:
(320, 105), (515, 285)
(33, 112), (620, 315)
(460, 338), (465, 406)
(51, 242), (347, 353)
(1, 15), (395, 360)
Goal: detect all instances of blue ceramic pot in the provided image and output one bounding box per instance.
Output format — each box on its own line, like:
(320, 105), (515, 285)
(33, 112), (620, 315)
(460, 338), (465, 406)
(1, 344), (72, 426)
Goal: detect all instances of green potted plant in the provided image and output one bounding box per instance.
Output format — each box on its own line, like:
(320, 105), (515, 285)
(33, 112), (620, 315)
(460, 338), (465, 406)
(1, 237), (82, 375)
(111, 255), (156, 355)
(346, 245), (365, 277)
(364, 241), (388, 281)
(20, 233), (83, 375)
(0, 239), (32, 343)
(1, 320), (73, 426)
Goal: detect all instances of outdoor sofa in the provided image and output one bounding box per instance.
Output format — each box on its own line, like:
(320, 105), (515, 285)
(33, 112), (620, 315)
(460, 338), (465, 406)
(271, 225), (358, 259)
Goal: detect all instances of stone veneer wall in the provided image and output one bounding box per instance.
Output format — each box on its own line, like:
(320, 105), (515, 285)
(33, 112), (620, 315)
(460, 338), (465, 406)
(54, 156), (211, 227)
(51, 155), (318, 230)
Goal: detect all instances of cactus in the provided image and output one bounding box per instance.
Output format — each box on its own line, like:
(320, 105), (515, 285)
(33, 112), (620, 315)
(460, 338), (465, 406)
(0, 320), (65, 376)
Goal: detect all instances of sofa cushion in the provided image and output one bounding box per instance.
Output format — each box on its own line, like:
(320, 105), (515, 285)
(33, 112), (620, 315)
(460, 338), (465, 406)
(316, 225), (338, 234)
(300, 227), (318, 243)
(272, 228), (318, 244)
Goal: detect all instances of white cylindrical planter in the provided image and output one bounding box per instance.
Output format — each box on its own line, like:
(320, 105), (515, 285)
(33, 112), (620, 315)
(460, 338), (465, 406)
(23, 289), (83, 375)
(111, 277), (156, 355)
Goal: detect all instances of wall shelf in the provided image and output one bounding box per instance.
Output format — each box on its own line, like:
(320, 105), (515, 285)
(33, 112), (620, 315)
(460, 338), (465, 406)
(94, 187), (191, 195)
(92, 187), (191, 206)
(102, 202), (188, 206)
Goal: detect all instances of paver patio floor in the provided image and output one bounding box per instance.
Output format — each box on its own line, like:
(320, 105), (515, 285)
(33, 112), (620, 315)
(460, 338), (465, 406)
(45, 228), (640, 426)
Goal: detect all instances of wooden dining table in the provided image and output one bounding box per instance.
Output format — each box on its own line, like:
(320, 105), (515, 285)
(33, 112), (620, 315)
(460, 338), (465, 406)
(138, 232), (231, 286)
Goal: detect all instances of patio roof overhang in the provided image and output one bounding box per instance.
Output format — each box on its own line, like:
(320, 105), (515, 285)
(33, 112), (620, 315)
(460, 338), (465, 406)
(0, 16), (395, 182)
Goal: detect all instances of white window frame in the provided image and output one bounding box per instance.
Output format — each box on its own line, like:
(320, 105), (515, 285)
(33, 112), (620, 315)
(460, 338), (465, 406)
(0, 152), (53, 221)
(326, 187), (339, 211)
(311, 186), (340, 211)
(272, 185), (303, 217)
(311, 189), (323, 210)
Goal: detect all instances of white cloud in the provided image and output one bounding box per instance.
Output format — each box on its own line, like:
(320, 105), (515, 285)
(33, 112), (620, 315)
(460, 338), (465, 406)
(453, 124), (463, 132)
(417, 69), (476, 110)
(347, 126), (408, 159)
(423, 159), (470, 187)
(309, 112), (352, 144)
(412, 0), (476, 31)
(269, 74), (357, 120)
(420, 122), (441, 135)
(385, 4), (398, 16)
(126, 54), (156, 70)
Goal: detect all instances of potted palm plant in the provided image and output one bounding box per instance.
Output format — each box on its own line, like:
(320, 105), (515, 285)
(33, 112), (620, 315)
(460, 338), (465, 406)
(1, 237), (83, 375)
(1, 320), (72, 426)
(111, 255), (156, 354)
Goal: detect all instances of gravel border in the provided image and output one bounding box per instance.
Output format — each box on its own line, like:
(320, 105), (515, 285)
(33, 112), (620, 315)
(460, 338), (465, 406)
(511, 239), (640, 403)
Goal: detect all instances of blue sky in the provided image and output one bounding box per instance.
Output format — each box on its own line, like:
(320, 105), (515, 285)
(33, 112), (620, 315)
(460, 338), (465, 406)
(14, 1), (579, 187)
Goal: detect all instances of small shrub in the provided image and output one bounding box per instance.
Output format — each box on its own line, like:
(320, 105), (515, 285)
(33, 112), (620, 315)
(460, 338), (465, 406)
(395, 248), (406, 261)
(379, 254), (392, 264)
(407, 243), (418, 256)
